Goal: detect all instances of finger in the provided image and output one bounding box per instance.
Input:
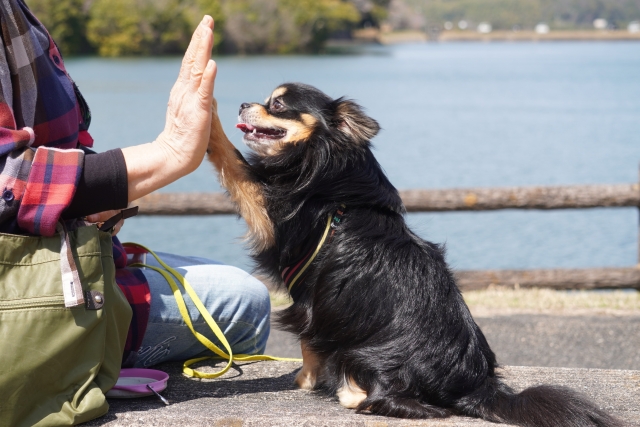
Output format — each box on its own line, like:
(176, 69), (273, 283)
(203, 15), (214, 30)
(86, 210), (118, 223)
(198, 60), (217, 109)
(179, 18), (207, 82)
(190, 24), (214, 90)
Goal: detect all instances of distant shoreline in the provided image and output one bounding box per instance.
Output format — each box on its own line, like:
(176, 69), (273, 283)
(438, 30), (640, 42)
(340, 29), (640, 46)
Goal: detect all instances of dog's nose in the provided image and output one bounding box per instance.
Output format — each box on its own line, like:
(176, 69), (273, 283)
(239, 103), (251, 115)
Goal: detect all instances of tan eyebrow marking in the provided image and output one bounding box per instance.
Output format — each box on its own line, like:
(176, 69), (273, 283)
(270, 87), (288, 100)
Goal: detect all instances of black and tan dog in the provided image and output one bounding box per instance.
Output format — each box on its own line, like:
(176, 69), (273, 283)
(207, 83), (624, 426)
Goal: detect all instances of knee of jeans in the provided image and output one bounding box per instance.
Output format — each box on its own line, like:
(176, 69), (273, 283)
(218, 269), (271, 354)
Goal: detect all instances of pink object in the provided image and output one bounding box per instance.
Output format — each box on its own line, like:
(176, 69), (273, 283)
(106, 368), (169, 398)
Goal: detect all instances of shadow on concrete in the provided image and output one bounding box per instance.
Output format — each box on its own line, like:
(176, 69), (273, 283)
(82, 361), (302, 425)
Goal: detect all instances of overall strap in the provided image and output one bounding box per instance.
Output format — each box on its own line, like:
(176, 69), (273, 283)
(56, 221), (84, 307)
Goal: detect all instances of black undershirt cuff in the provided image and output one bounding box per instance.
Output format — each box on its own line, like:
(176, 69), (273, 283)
(63, 149), (129, 219)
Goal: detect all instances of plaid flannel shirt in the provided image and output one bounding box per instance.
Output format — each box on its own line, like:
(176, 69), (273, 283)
(0, 0), (150, 363)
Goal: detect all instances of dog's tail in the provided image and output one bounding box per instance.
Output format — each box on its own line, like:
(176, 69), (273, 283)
(457, 377), (626, 427)
(358, 394), (452, 419)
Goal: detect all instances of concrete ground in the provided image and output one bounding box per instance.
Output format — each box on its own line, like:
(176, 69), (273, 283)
(266, 312), (640, 370)
(83, 311), (640, 426)
(84, 362), (639, 427)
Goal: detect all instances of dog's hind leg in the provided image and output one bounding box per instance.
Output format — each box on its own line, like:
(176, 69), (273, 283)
(207, 99), (274, 250)
(294, 341), (321, 390)
(336, 376), (367, 409)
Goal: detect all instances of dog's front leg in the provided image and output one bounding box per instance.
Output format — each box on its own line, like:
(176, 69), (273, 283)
(207, 99), (274, 250)
(294, 340), (321, 390)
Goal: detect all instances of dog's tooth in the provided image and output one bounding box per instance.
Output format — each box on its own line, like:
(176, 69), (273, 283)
(252, 128), (257, 134)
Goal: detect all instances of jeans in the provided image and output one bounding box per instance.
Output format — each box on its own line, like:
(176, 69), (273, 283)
(133, 252), (271, 368)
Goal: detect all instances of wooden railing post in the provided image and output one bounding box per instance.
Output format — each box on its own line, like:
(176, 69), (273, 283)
(132, 173), (640, 290)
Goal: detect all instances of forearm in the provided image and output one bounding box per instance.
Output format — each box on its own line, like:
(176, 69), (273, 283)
(121, 139), (197, 203)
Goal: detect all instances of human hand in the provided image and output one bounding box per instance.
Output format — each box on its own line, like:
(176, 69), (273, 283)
(156, 15), (217, 175)
(86, 210), (124, 235)
(122, 16), (218, 202)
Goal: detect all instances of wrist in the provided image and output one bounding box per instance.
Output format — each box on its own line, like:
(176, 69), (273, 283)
(122, 140), (181, 202)
(154, 131), (201, 176)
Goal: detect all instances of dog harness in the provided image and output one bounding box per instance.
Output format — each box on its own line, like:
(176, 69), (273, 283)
(280, 205), (346, 292)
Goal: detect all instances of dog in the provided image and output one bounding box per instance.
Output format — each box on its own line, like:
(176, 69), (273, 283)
(207, 82), (624, 426)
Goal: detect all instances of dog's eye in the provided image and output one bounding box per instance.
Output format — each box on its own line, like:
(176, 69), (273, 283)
(271, 100), (285, 112)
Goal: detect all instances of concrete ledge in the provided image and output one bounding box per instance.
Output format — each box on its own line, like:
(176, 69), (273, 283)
(83, 362), (639, 426)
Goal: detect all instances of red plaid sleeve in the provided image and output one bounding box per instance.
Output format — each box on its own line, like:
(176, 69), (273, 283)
(17, 147), (83, 236)
(0, 104), (35, 157)
(113, 238), (151, 367)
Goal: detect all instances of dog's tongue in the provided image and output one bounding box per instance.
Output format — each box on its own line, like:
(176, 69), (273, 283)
(236, 123), (255, 133)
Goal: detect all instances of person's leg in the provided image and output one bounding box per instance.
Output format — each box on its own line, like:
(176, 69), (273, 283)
(133, 253), (270, 368)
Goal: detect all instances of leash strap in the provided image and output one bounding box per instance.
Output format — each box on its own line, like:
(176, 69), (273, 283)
(282, 205), (346, 292)
(124, 243), (301, 379)
(284, 214), (333, 292)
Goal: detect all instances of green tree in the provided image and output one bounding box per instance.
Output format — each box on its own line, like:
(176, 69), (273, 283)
(222, 0), (359, 54)
(27, 0), (92, 55)
(86, 0), (223, 57)
(287, 0), (362, 51)
(351, 0), (391, 27)
(86, 0), (145, 56)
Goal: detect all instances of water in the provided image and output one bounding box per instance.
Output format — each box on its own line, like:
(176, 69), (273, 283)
(66, 42), (640, 272)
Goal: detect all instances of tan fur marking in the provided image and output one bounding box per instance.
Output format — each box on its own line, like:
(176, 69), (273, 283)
(250, 107), (317, 152)
(294, 341), (321, 391)
(337, 376), (367, 409)
(207, 99), (274, 251)
(281, 113), (317, 143)
(270, 86), (288, 100)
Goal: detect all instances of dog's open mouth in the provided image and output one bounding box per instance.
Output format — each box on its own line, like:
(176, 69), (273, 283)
(236, 123), (286, 141)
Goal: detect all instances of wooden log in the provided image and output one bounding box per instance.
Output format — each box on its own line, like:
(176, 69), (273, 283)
(134, 183), (640, 215)
(455, 267), (640, 291)
(401, 183), (640, 212)
(136, 192), (237, 215)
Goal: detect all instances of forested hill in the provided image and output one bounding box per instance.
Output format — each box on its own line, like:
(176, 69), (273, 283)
(26, 0), (640, 57)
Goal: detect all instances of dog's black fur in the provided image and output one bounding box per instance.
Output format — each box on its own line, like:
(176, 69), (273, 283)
(217, 83), (624, 426)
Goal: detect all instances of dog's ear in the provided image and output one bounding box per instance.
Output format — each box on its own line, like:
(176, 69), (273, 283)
(333, 98), (380, 143)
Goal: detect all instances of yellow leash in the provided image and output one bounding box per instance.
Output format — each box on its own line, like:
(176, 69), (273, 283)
(283, 205), (346, 292)
(287, 213), (332, 292)
(125, 243), (301, 379)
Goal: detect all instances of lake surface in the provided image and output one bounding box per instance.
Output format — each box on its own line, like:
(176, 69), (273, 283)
(66, 42), (640, 272)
